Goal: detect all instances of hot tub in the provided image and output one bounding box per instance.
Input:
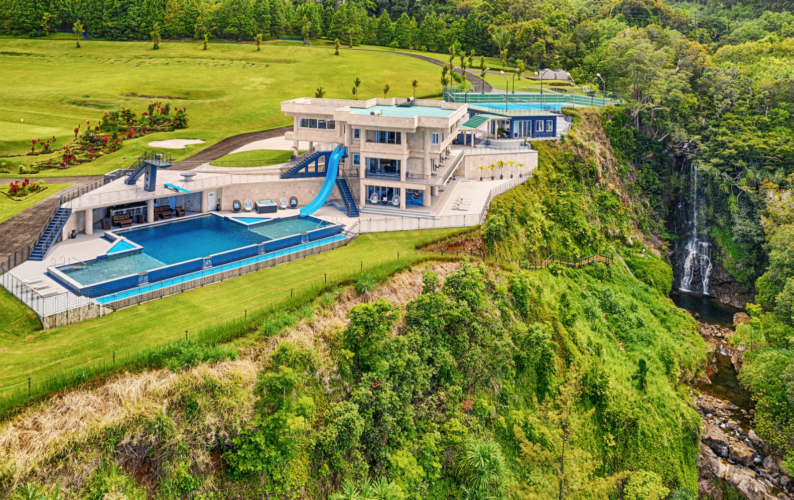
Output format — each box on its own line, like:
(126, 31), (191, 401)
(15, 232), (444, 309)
(255, 200), (278, 214)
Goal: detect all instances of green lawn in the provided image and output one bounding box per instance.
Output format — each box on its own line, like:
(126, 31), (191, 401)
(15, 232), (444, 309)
(0, 183), (70, 223)
(0, 39), (443, 178)
(0, 228), (458, 397)
(209, 149), (295, 168)
(0, 287), (41, 337)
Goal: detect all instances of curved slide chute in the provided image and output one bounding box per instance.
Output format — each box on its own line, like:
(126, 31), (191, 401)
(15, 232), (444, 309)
(300, 145), (346, 216)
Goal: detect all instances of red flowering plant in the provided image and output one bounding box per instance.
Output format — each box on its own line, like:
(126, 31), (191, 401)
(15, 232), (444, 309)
(6, 178), (43, 198)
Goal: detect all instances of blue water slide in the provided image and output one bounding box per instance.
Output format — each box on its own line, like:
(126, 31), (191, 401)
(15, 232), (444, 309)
(300, 145), (345, 216)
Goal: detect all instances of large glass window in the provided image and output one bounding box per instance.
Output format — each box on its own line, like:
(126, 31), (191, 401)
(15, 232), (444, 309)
(535, 120), (544, 132)
(353, 128), (360, 139)
(353, 154), (360, 165)
(374, 131), (401, 144)
(431, 133), (440, 145)
(367, 158), (401, 177)
(546, 119), (554, 132)
(367, 185), (401, 206)
(299, 118), (334, 129)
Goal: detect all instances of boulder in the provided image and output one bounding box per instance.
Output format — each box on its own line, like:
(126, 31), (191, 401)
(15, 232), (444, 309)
(703, 422), (732, 452)
(726, 467), (776, 500)
(699, 442), (728, 480)
(748, 430), (767, 452)
(730, 443), (756, 467)
(734, 312), (751, 326)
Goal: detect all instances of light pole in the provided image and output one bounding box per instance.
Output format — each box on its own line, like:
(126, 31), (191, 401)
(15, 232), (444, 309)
(499, 70), (509, 111)
(535, 70), (546, 109)
(596, 73), (606, 102)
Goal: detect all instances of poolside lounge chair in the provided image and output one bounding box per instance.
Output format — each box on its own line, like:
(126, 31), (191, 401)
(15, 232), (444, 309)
(112, 214), (133, 228)
(24, 276), (45, 285)
(232, 200), (242, 212)
(289, 196), (298, 209)
(38, 287), (61, 298)
(155, 206), (173, 219)
(279, 198), (288, 210)
(175, 206), (185, 217)
(243, 200), (253, 212)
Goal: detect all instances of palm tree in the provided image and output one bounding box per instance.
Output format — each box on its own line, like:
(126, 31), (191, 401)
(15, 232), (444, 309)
(383, 83), (390, 98)
(496, 160), (507, 179)
(73, 20), (84, 49)
(353, 77), (361, 100)
(315, 86), (326, 98)
(491, 27), (513, 65)
(457, 438), (508, 498)
(411, 79), (418, 98)
(476, 165), (488, 181)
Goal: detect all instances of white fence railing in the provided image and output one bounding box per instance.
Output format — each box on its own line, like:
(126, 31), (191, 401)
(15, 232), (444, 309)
(0, 270), (93, 319)
(357, 174), (532, 234)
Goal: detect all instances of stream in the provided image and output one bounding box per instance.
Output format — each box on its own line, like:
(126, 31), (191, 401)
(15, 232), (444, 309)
(672, 291), (793, 499)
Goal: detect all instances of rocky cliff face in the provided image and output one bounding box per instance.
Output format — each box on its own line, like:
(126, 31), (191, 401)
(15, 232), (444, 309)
(707, 251), (756, 309)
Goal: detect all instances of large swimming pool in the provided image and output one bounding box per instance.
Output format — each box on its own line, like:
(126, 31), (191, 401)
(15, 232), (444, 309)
(52, 214), (339, 293)
(475, 103), (570, 112)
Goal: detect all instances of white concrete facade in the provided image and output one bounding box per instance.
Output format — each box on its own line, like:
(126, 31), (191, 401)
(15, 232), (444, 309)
(281, 97), (468, 210)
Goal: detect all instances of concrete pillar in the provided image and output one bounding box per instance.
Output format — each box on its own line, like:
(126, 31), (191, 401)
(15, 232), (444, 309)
(423, 187), (431, 208)
(309, 141), (314, 152)
(423, 130), (431, 177)
(147, 199), (155, 222)
(293, 140), (299, 156)
(360, 181), (367, 205)
(431, 186), (439, 196)
(400, 157), (406, 182)
(400, 189), (406, 209)
(85, 209), (93, 235)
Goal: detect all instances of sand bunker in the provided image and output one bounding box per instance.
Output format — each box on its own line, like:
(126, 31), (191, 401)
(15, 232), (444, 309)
(148, 139), (205, 149)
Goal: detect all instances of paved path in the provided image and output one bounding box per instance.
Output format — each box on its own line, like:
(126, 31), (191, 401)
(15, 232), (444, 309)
(0, 181), (97, 270)
(170, 126), (293, 170)
(352, 49), (493, 93)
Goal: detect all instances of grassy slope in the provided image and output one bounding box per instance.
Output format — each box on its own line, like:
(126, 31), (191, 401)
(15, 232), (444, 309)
(0, 183), (70, 223)
(0, 288), (41, 336)
(208, 149), (294, 167)
(0, 39), (442, 177)
(0, 229), (457, 397)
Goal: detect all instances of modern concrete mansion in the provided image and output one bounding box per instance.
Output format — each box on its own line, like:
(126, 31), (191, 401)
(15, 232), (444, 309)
(282, 97), (469, 211)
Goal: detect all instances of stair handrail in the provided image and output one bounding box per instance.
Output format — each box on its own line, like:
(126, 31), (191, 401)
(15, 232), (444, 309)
(340, 162), (360, 208)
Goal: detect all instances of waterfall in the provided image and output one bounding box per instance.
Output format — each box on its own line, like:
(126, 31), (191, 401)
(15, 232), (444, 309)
(679, 164), (713, 295)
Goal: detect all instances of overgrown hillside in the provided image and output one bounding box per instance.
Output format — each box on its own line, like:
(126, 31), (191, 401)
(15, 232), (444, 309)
(0, 112), (710, 499)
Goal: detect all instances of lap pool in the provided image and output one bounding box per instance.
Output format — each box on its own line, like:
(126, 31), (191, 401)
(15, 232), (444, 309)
(48, 214), (342, 298)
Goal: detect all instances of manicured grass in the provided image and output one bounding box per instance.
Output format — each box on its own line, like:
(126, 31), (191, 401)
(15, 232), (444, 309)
(0, 228), (458, 397)
(0, 183), (70, 223)
(209, 149), (295, 168)
(0, 287), (42, 336)
(0, 39), (443, 177)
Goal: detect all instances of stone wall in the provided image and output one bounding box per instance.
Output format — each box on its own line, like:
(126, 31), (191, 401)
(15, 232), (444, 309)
(217, 179), (341, 211)
(41, 302), (107, 329)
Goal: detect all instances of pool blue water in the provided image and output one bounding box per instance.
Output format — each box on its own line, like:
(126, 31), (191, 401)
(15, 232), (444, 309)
(232, 217), (270, 225)
(95, 234), (348, 304)
(61, 215), (330, 286)
(250, 217), (328, 240)
(476, 103), (569, 112)
(61, 253), (165, 285)
(106, 240), (136, 254)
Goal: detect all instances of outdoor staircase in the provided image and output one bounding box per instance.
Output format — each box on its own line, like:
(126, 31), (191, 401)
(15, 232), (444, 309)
(280, 151), (327, 179)
(30, 207), (72, 261)
(335, 178), (359, 217)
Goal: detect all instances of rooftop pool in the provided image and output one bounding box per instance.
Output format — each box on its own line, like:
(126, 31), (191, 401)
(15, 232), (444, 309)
(50, 214), (341, 297)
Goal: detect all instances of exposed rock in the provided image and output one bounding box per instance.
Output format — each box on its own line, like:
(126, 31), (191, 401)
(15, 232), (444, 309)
(725, 466), (776, 500)
(763, 455), (782, 474)
(703, 422), (732, 452)
(698, 443), (778, 500)
(734, 312), (751, 326)
(748, 429), (767, 452)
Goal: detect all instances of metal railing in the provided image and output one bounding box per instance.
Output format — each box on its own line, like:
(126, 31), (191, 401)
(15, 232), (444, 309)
(519, 253), (613, 270)
(1, 178), (105, 272)
(340, 165), (360, 208)
(0, 269), (93, 318)
(357, 173), (532, 234)
(444, 89), (621, 108)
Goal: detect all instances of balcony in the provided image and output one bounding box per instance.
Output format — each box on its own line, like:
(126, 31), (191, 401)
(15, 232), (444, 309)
(365, 169), (401, 181)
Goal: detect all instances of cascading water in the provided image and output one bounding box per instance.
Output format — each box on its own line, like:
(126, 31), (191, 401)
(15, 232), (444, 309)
(678, 164), (713, 295)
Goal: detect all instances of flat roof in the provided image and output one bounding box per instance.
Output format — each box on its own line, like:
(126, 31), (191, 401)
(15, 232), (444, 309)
(349, 105), (456, 119)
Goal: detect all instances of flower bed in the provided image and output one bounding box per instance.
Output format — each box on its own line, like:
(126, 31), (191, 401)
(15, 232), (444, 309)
(4, 178), (46, 198)
(24, 101), (189, 173)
